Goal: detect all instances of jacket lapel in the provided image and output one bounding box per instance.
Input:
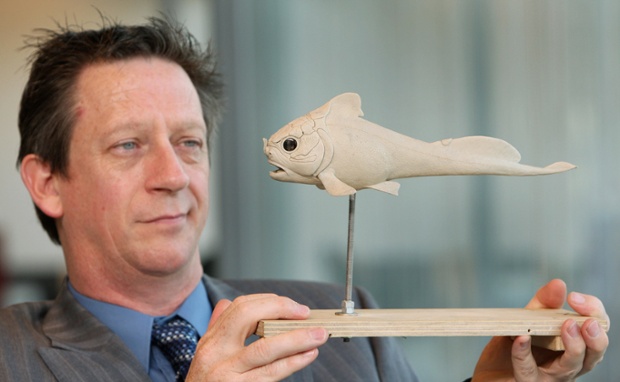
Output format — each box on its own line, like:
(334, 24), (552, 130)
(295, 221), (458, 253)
(39, 281), (151, 382)
(37, 276), (318, 381)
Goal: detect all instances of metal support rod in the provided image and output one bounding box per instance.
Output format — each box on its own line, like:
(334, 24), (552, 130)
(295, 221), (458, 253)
(338, 193), (357, 315)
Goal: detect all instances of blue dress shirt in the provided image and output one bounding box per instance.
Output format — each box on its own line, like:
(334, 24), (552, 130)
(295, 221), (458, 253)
(68, 279), (212, 382)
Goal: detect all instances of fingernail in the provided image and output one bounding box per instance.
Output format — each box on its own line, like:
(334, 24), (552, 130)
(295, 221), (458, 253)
(302, 348), (318, 358)
(587, 321), (600, 338)
(570, 292), (586, 305)
(309, 328), (327, 341)
(297, 304), (310, 315)
(520, 336), (531, 350)
(568, 320), (580, 338)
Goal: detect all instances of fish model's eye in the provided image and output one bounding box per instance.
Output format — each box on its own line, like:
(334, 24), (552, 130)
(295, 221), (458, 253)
(283, 138), (298, 152)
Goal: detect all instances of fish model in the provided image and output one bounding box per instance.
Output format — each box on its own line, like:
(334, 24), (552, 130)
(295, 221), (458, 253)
(263, 93), (576, 196)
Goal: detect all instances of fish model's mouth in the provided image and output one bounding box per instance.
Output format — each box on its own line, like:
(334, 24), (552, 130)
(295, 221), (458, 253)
(264, 141), (316, 185)
(267, 160), (287, 177)
(264, 139), (287, 176)
(269, 162), (284, 173)
(270, 167), (284, 175)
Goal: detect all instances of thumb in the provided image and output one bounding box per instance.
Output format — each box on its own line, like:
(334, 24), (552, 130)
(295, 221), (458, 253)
(525, 279), (567, 310)
(511, 336), (539, 381)
(208, 299), (232, 330)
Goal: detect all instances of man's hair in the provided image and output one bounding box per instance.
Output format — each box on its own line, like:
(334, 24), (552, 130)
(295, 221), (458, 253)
(17, 15), (224, 245)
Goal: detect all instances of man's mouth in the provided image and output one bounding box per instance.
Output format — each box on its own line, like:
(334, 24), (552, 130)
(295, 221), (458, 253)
(143, 213), (187, 224)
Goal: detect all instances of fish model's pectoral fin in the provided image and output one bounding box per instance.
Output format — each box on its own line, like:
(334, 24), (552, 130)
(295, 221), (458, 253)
(365, 181), (401, 196)
(317, 169), (357, 196)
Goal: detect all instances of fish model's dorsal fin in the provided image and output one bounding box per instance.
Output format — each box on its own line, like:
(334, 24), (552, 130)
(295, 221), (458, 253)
(436, 136), (522, 163)
(326, 93), (364, 120)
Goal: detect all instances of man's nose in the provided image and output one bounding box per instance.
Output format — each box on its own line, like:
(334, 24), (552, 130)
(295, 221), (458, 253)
(146, 142), (190, 192)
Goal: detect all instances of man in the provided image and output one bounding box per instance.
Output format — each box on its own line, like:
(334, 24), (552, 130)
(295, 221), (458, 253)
(0, 16), (608, 381)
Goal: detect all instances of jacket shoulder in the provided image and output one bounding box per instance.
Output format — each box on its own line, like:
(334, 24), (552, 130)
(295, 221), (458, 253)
(220, 278), (379, 309)
(0, 300), (56, 379)
(0, 300), (54, 339)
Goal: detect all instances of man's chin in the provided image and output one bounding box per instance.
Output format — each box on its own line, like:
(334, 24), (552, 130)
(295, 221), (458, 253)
(131, 246), (201, 276)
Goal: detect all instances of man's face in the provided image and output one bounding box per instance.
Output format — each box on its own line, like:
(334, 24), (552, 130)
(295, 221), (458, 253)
(56, 57), (209, 280)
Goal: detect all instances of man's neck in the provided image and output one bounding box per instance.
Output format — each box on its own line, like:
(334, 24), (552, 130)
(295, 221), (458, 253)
(67, 260), (204, 316)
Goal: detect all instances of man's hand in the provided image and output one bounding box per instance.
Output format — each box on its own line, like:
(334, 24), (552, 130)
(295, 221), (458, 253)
(186, 294), (328, 382)
(472, 279), (609, 381)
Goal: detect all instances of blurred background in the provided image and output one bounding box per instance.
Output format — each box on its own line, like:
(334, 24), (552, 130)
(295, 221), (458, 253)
(1, 1), (617, 380)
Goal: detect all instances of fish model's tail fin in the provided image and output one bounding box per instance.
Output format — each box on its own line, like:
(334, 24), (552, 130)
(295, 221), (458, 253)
(542, 161), (577, 173)
(431, 136), (576, 176)
(438, 136), (522, 162)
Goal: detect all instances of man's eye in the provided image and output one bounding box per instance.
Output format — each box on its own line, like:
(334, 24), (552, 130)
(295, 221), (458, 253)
(181, 139), (203, 149)
(119, 141), (137, 150)
(183, 140), (200, 147)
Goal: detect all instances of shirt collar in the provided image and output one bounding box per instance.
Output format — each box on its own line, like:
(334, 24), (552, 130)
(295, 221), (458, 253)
(68, 279), (211, 372)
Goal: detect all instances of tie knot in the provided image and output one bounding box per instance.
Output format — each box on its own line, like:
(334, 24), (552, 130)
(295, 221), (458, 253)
(152, 316), (199, 382)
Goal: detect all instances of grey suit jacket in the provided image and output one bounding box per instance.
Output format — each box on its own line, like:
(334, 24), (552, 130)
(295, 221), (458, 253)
(0, 276), (418, 381)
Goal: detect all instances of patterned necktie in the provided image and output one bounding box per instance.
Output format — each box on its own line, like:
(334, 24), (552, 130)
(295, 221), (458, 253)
(152, 316), (200, 382)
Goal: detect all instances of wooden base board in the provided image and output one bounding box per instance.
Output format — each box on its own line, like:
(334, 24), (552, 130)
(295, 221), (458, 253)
(256, 308), (609, 351)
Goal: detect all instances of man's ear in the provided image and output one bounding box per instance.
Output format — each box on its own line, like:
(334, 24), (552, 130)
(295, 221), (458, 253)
(20, 154), (64, 218)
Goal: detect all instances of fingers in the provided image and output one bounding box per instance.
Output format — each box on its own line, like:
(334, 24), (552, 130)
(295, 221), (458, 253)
(236, 327), (328, 376)
(475, 280), (609, 381)
(512, 321), (591, 382)
(567, 291), (609, 324)
(525, 278), (567, 310)
(527, 286), (609, 380)
(188, 294), (326, 381)
(512, 280), (609, 381)
(510, 336), (539, 381)
(207, 294), (311, 343)
(248, 344), (320, 381)
(511, 320), (586, 381)
(528, 280), (610, 327)
(555, 319), (587, 378)
(565, 291), (609, 375)
(209, 299), (232, 330)
(577, 319), (608, 375)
